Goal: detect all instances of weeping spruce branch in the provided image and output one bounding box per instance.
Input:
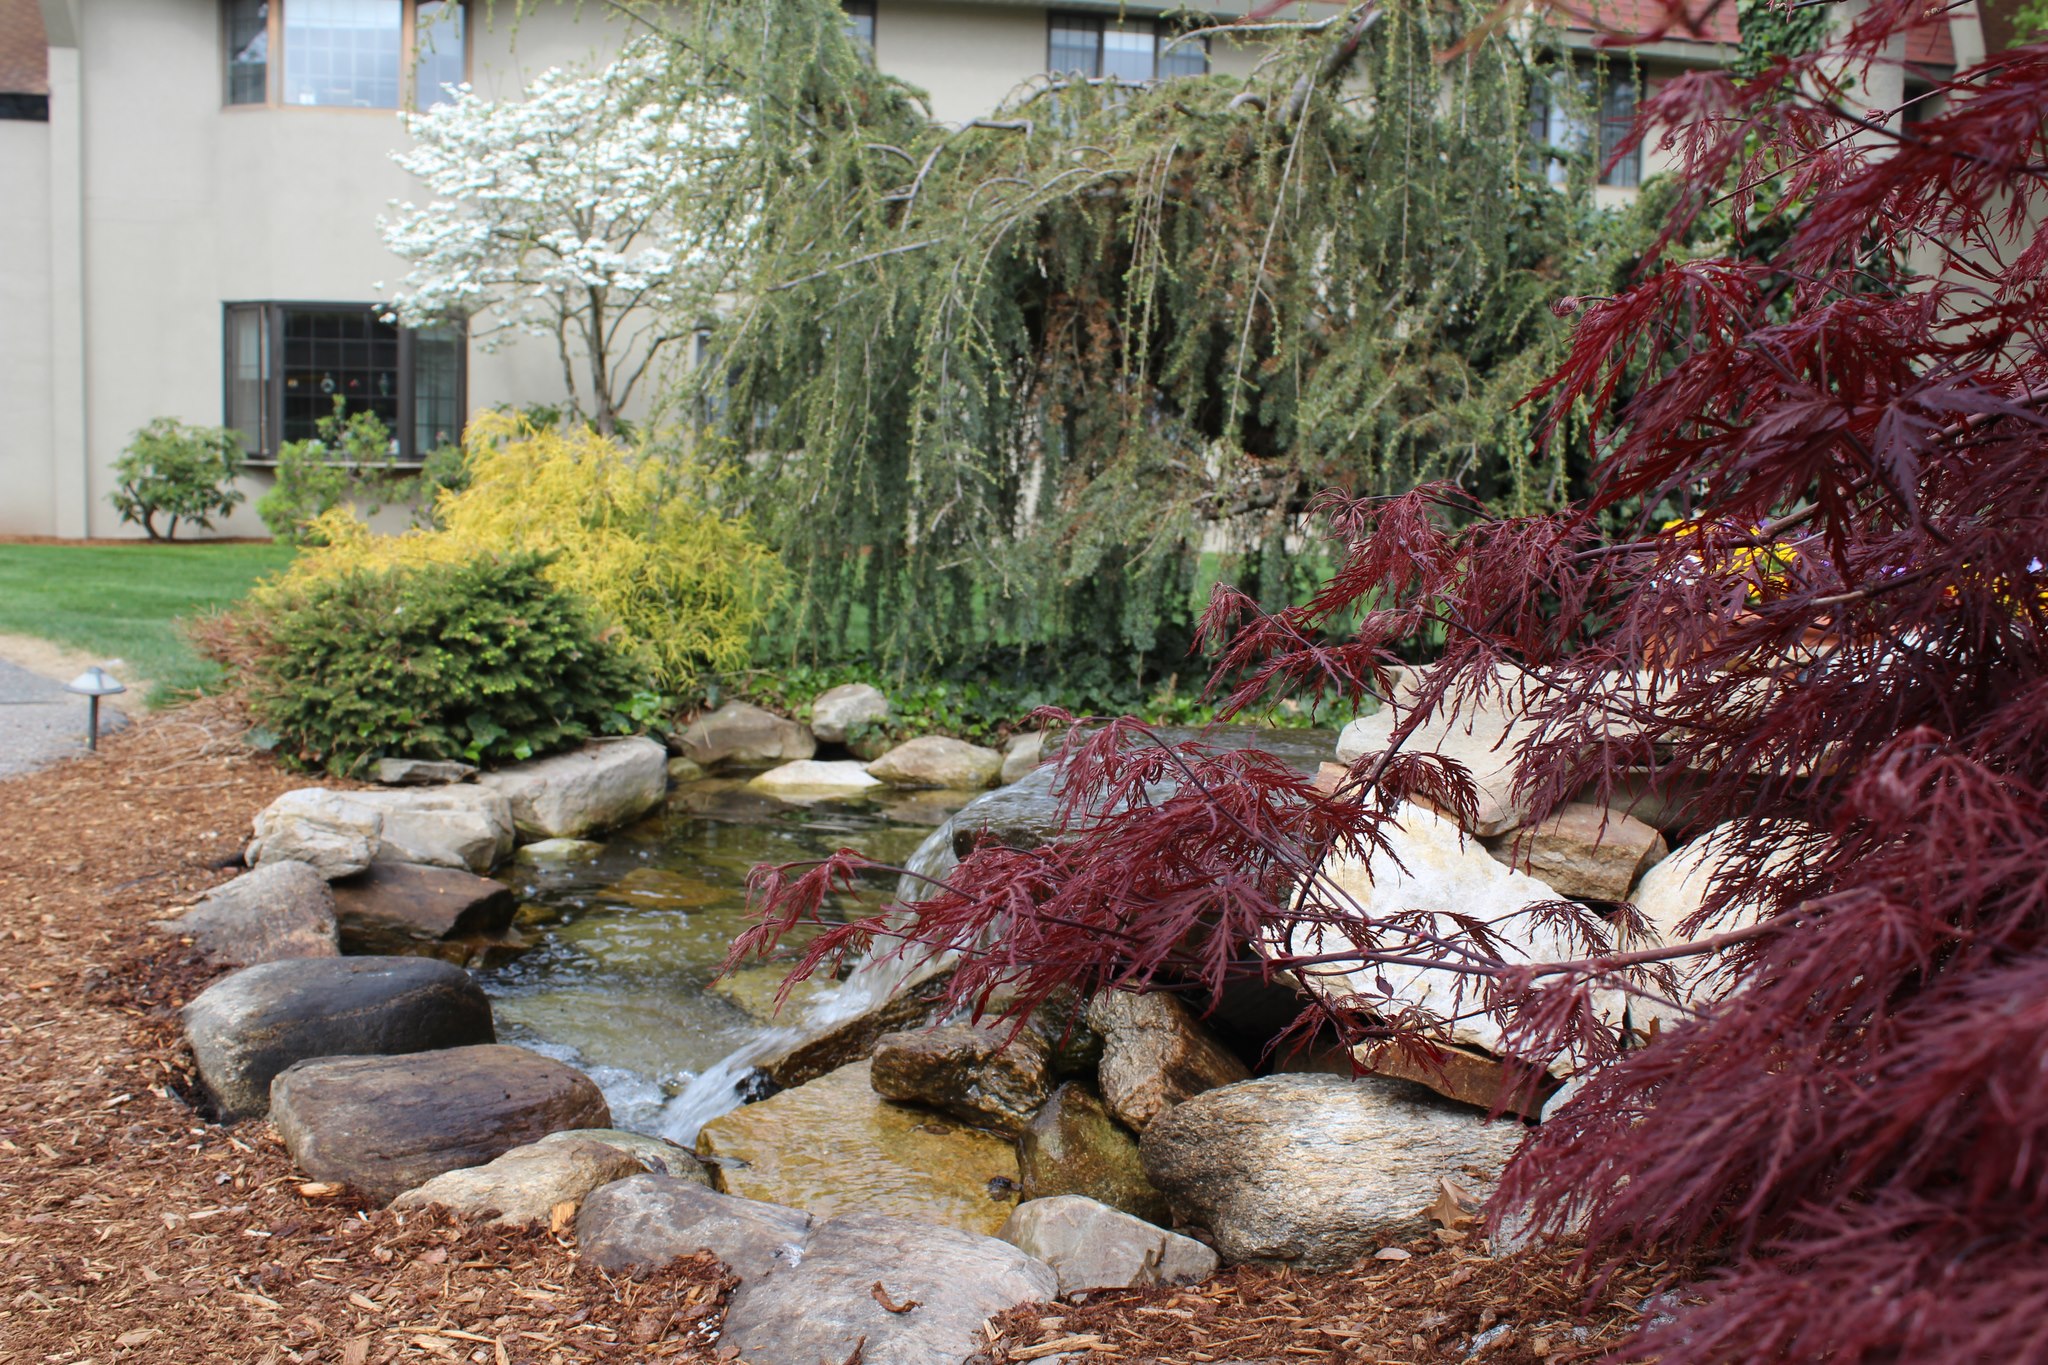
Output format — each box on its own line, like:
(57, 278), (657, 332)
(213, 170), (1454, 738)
(649, 0), (1646, 673)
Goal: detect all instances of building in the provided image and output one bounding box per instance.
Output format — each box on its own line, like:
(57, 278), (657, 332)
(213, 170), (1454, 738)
(0, 0), (1988, 538)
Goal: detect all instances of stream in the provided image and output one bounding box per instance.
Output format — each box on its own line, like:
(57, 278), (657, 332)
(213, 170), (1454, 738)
(477, 726), (1338, 1145)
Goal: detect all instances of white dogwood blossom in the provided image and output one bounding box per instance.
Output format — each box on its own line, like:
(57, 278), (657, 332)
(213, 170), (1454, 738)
(382, 40), (750, 433)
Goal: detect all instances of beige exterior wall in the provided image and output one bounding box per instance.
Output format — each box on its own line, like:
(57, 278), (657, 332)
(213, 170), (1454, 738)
(0, 118), (55, 535)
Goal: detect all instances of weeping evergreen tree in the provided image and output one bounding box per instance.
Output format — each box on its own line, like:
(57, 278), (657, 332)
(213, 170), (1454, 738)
(646, 0), (1648, 677)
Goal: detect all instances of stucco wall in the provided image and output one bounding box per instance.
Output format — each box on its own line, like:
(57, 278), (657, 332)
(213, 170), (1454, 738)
(0, 118), (55, 535)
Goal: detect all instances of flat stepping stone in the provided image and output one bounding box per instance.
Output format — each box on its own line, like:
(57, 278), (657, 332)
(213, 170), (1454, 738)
(476, 737), (669, 839)
(182, 956), (493, 1121)
(154, 861), (338, 967)
(577, 1175), (809, 1280)
(391, 1134), (648, 1226)
(721, 1211), (1056, 1365)
(328, 862), (516, 956)
(999, 1194), (1216, 1294)
(270, 1044), (609, 1204)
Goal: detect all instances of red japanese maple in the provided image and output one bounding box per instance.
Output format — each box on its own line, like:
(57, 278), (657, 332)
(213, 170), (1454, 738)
(737, 4), (2048, 1357)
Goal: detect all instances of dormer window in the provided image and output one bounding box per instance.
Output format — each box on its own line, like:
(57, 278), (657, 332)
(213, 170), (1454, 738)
(222, 0), (466, 111)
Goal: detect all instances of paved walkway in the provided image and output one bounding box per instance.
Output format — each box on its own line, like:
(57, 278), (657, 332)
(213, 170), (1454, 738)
(0, 658), (127, 778)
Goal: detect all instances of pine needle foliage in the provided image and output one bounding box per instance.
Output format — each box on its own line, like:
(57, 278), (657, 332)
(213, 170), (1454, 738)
(262, 413), (786, 691)
(648, 0), (1648, 671)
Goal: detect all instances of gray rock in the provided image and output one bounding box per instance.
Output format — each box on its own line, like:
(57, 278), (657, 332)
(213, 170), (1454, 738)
(516, 837), (604, 865)
(870, 1022), (1052, 1137)
(999, 731), (1047, 786)
(544, 1129), (707, 1181)
(1139, 1074), (1522, 1270)
(666, 754), (708, 783)
(866, 736), (1004, 790)
(477, 737), (669, 840)
(1086, 992), (1250, 1132)
(577, 1175), (812, 1280)
(154, 862), (338, 966)
(999, 1195), (1218, 1293)
(351, 785), (515, 874)
(720, 1212), (1058, 1365)
(371, 757), (478, 786)
(809, 683), (891, 745)
(1017, 1083), (1167, 1223)
(246, 789), (383, 879)
(1485, 802), (1667, 902)
(674, 702), (816, 770)
(269, 1044), (610, 1204)
(182, 956), (494, 1121)
(390, 1135), (647, 1225)
(327, 862), (516, 956)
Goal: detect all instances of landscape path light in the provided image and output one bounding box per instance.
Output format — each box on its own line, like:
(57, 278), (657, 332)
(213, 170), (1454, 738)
(66, 667), (126, 752)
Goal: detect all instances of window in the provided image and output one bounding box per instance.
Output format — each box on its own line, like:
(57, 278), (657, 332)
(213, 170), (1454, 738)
(222, 0), (467, 111)
(0, 93), (49, 122)
(842, 0), (876, 52)
(1047, 13), (1209, 81)
(224, 303), (466, 461)
(1527, 62), (1640, 189)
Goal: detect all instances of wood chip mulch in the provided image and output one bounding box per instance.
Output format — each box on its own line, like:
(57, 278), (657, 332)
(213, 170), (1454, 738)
(0, 698), (1672, 1364)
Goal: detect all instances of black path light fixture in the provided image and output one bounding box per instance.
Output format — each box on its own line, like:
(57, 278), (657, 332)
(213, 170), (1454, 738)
(66, 667), (126, 752)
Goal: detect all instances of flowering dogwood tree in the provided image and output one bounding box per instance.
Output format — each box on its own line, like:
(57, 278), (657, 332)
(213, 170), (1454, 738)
(381, 40), (748, 435)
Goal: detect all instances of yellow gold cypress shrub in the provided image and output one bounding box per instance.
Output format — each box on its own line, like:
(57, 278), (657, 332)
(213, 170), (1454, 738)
(261, 413), (785, 690)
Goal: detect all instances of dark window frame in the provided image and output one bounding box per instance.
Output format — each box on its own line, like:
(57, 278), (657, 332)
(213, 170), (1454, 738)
(0, 92), (49, 122)
(1045, 11), (1210, 81)
(223, 301), (467, 465)
(221, 0), (471, 112)
(842, 0), (876, 51)
(1526, 58), (1642, 190)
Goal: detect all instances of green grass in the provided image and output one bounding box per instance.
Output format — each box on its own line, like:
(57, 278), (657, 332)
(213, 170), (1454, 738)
(0, 542), (296, 702)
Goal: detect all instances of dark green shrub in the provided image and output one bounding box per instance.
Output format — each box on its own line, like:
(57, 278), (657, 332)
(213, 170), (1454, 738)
(246, 551), (644, 774)
(108, 418), (247, 540)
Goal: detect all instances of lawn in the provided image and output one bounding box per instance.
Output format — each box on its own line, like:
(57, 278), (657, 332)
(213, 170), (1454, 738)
(0, 541), (296, 700)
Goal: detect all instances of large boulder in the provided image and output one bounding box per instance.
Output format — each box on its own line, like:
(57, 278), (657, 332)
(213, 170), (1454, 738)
(477, 738), (668, 840)
(389, 1134), (648, 1225)
(746, 759), (883, 800)
(154, 862), (338, 966)
(866, 737), (1004, 791)
(327, 862), (517, 957)
(720, 1212), (1058, 1365)
(1139, 1074), (1522, 1270)
(674, 702), (815, 770)
(246, 789), (383, 879)
(808, 683), (891, 745)
(696, 1060), (1023, 1236)
(1486, 802), (1667, 902)
(1299, 803), (1623, 1078)
(1016, 1083), (1168, 1223)
(182, 956), (494, 1122)
(870, 1023), (1053, 1137)
(1333, 670), (1545, 837)
(351, 786), (515, 874)
(577, 1175), (812, 1280)
(269, 1044), (610, 1204)
(998, 1195), (1217, 1294)
(1605, 823), (1805, 1037)
(1086, 992), (1250, 1132)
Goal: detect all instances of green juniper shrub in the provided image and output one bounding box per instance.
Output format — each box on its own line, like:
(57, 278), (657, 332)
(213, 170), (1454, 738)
(245, 550), (644, 775)
(108, 418), (247, 541)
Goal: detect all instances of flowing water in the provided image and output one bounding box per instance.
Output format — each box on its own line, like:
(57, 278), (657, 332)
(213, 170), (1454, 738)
(476, 726), (1338, 1144)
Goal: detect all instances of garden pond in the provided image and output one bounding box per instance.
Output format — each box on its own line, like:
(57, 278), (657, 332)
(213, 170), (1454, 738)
(477, 725), (1338, 1145)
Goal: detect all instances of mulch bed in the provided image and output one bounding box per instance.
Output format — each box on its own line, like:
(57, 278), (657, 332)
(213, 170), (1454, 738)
(0, 702), (1671, 1364)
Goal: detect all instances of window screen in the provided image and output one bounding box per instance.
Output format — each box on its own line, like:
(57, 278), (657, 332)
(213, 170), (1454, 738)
(225, 0), (270, 105)
(413, 0), (464, 109)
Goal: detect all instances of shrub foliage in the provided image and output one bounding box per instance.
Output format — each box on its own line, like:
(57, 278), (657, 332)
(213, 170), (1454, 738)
(247, 551), (641, 774)
(108, 418), (246, 541)
(263, 413), (785, 691)
(738, 5), (2048, 1359)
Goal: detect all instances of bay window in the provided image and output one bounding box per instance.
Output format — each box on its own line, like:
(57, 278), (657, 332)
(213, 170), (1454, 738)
(223, 0), (467, 111)
(225, 302), (465, 462)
